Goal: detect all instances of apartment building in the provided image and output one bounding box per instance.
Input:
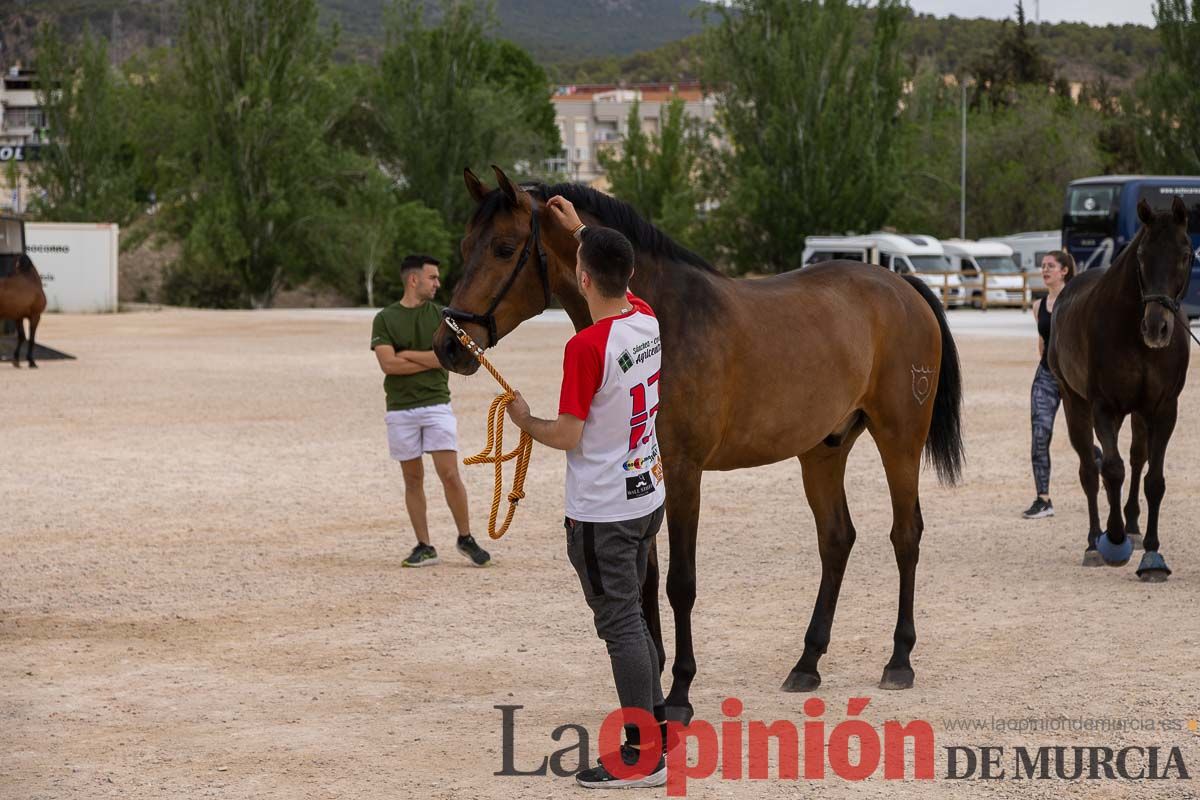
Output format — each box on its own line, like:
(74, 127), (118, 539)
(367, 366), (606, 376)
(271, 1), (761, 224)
(0, 66), (46, 213)
(549, 82), (718, 186)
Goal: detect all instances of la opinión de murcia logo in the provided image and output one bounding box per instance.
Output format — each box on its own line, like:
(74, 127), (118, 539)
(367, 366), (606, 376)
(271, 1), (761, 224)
(495, 698), (1193, 796)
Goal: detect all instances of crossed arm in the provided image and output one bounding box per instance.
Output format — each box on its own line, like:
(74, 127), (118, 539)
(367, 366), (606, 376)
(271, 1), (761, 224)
(374, 345), (443, 376)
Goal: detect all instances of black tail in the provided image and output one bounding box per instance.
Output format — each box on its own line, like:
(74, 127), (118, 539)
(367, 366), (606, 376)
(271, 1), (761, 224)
(903, 275), (964, 486)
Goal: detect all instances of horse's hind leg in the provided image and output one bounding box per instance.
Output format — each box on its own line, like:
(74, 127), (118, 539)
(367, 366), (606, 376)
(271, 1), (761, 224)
(1061, 387), (1103, 564)
(11, 318), (24, 368)
(1136, 401), (1177, 582)
(1123, 414), (1148, 550)
(874, 431), (924, 690)
(782, 437), (859, 693)
(27, 312), (40, 368)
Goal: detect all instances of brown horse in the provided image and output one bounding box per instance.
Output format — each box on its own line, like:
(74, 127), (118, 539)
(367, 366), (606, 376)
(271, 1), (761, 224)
(1, 254), (47, 368)
(435, 167), (963, 720)
(1048, 196), (1192, 581)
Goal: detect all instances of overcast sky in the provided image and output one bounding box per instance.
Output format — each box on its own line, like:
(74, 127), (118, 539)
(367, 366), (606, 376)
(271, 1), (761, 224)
(907, 0), (1156, 26)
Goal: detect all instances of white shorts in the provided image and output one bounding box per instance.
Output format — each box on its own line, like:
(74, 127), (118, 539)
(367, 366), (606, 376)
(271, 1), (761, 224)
(385, 403), (458, 461)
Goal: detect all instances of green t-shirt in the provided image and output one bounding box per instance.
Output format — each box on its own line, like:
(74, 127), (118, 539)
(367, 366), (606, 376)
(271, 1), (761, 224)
(370, 301), (451, 411)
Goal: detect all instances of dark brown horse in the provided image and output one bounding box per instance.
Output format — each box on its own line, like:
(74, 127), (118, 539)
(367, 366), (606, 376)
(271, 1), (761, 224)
(436, 167), (963, 720)
(1048, 196), (1192, 581)
(0, 254), (47, 368)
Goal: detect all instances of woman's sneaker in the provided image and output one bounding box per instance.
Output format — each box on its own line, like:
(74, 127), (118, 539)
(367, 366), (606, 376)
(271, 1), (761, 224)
(402, 543), (439, 567)
(456, 535), (491, 567)
(576, 744), (666, 789)
(1022, 498), (1054, 519)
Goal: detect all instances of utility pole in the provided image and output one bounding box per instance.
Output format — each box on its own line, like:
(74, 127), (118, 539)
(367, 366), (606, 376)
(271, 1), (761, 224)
(960, 79), (967, 239)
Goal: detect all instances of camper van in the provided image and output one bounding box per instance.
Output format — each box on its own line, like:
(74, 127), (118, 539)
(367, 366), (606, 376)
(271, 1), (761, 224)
(942, 239), (1026, 307)
(980, 230), (1059, 300)
(801, 233), (967, 306)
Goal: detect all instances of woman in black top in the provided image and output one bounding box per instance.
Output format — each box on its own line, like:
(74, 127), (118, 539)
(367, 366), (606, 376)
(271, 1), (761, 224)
(1023, 250), (1075, 518)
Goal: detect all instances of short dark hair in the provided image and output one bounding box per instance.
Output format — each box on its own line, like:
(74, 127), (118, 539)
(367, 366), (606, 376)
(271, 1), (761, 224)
(401, 254), (439, 279)
(579, 227), (635, 298)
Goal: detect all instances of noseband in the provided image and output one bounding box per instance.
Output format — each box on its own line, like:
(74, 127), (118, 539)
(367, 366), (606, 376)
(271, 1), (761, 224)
(443, 195), (553, 348)
(1136, 260), (1182, 314)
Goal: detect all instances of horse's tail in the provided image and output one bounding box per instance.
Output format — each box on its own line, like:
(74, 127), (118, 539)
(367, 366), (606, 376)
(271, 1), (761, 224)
(902, 275), (964, 487)
(17, 254), (37, 274)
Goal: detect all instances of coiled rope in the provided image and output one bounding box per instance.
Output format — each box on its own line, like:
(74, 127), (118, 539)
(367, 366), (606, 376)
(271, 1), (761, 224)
(444, 318), (533, 540)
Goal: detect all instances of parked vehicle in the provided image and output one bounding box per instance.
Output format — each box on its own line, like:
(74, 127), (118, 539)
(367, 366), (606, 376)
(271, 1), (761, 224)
(1063, 175), (1200, 318)
(802, 232), (967, 306)
(980, 230), (1059, 300)
(942, 239), (1027, 307)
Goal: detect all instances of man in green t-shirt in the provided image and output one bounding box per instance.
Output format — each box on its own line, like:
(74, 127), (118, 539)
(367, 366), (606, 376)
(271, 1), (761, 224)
(371, 254), (490, 568)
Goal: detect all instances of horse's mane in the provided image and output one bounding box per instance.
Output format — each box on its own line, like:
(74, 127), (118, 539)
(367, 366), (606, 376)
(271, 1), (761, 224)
(473, 181), (719, 275)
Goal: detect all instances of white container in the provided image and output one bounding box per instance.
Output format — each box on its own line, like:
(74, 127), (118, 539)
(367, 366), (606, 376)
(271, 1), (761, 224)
(24, 222), (119, 313)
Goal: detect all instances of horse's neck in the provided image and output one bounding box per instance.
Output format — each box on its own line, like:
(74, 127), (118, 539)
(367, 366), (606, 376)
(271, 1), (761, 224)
(628, 254), (720, 322)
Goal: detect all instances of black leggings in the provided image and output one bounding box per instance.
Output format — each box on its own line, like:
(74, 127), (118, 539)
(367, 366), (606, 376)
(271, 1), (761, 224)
(1030, 363), (1061, 497)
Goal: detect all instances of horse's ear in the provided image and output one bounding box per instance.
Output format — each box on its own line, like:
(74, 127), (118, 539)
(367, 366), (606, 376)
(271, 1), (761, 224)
(1137, 197), (1155, 226)
(491, 164), (521, 205)
(1172, 195), (1188, 226)
(464, 168), (490, 205)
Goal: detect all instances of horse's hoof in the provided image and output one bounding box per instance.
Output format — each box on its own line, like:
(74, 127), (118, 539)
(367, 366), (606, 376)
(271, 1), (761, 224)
(1095, 531), (1132, 567)
(1136, 551), (1172, 583)
(28, 363), (37, 369)
(663, 704), (693, 725)
(780, 669), (821, 693)
(880, 667), (915, 690)
(1126, 526), (1143, 550)
(1082, 548), (1104, 567)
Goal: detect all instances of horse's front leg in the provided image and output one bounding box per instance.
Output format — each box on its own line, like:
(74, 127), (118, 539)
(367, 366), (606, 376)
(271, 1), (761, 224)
(1092, 401), (1131, 566)
(662, 463), (702, 724)
(1136, 401), (1177, 582)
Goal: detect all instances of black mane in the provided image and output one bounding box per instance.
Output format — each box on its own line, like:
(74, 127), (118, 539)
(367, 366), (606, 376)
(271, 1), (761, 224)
(473, 181), (718, 275)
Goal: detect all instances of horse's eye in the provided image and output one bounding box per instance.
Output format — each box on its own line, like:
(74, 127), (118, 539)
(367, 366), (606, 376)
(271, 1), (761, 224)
(494, 245), (516, 259)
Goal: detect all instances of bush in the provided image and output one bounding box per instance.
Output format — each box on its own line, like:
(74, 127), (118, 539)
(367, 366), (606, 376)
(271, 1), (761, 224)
(163, 259), (247, 309)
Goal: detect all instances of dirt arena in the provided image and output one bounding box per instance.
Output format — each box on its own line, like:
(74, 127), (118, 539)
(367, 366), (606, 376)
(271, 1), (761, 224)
(3, 308), (1199, 799)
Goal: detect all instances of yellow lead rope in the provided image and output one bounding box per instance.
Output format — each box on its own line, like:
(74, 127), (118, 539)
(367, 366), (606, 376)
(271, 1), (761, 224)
(445, 319), (533, 540)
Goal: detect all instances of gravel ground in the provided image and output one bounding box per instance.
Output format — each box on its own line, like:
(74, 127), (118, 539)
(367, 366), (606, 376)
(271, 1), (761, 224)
(2, 308), (1198, 799)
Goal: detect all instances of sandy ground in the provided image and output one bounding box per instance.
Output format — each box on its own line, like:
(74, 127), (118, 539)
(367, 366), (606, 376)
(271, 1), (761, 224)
(2, 308), (1199, 800)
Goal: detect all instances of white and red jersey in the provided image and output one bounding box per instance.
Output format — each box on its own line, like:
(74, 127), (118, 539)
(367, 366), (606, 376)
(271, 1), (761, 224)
(558, 293), (666, 522)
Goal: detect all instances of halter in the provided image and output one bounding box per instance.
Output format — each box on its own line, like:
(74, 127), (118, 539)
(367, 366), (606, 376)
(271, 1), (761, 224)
(442, 195), (552, 348)
(1135, 258), (1183, 313)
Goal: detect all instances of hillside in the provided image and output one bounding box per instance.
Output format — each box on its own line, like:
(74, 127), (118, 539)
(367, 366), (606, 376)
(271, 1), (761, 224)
(0, 0), (709, 64)
(1, 1), (1159, 88)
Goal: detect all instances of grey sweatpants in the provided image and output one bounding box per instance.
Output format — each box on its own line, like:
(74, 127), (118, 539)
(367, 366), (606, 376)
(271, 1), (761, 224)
(566, 505), (666, 741)
(1030, 362), (1061, 497)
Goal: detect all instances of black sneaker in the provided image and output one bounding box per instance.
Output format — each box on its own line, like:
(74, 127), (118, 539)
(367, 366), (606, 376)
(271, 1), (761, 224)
(576, 744), (666, 789)
(1022, 498), (1054, 519)
(456, 535), (491, 567)
(402, 543), (439, 567)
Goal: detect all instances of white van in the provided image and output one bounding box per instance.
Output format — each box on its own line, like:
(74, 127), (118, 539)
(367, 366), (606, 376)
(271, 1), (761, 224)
(942, 239), (1026, 307)
(980, 230), (1061, 299)
(802, 232), (967, 307)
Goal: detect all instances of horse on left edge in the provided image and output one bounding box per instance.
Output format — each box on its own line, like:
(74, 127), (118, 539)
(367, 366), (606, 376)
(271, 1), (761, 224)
(1, 254), (48, 368)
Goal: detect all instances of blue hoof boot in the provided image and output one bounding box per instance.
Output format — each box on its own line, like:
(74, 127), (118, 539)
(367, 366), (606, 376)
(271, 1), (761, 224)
(1136, 551), (1171, 582)
(1095, 531), (1132, 567)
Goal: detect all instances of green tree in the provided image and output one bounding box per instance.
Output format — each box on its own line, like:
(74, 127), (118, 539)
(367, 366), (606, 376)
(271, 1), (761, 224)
(894, 86), (1102, 238)
(701, 0), (907, 272)
(155, 0), (360, 307)
(28, 25), (140, 225)
(342, 170), (453, 307)
(598, 97), (706, 247)
(1138, 0), (1200, 172)
(968, 2), (1055, 108)
(372, 0), (560, 235)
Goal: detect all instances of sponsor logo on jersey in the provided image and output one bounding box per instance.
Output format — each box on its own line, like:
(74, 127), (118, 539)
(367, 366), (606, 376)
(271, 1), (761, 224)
(625, 472), (655, 499)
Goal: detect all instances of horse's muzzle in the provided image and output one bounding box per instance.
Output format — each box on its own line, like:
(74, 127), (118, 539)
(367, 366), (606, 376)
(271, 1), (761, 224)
(433, 326), (482, 375)
(1141, 306), (1175, 350)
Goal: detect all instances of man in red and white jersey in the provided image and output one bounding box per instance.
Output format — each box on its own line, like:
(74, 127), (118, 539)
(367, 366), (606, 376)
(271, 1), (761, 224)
(507, 196), (667, 789)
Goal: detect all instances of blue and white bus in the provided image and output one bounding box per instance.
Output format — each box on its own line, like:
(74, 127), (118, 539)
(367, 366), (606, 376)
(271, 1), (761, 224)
(1062, 175), (1200, 317)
